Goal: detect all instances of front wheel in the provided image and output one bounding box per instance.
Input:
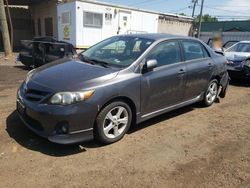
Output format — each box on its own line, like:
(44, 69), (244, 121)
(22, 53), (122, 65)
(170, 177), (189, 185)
(94, 101), (132, 144)
(202, 79), (219, 107)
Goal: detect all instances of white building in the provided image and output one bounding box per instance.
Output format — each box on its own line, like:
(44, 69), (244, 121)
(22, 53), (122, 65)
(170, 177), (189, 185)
(1, 0), (193, 50)
(57, 0), (193, 48)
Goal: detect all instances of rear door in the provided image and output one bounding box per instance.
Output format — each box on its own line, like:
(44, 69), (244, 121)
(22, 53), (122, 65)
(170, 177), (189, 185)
(181, 40), (213, 100)
(140, 40), (187, 115)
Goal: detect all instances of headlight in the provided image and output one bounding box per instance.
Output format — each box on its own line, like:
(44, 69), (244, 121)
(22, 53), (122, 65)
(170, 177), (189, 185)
(245, 60), (250, 67)
(50, 90), (95, 105)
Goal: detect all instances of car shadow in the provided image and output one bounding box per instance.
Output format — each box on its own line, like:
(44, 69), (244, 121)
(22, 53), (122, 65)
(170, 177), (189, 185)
(128, 105), (195, 134)
(229, 79), (250, 87)
(6, 104), (200, 156)
(5, 111), (94, 157)
(13, 65), (31, 71)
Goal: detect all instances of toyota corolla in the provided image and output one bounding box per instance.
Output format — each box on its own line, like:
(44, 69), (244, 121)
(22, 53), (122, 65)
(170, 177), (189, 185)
(17, 34), (229, 144)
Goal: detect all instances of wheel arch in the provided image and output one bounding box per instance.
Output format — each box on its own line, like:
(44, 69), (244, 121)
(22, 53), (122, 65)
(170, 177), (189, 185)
(211, 75), (221, 83)
(98, 96), (137, 125)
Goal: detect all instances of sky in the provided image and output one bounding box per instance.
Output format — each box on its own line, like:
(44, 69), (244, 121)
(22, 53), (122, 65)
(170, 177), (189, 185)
(99, 0), (250, 20)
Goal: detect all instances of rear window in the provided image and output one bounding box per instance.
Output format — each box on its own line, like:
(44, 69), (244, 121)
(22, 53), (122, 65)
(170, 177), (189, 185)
(183, 41), (207, 61)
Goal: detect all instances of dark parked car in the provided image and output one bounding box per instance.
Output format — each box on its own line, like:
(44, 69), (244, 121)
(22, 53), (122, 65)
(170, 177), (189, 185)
(17, 34), (229, 144)
(18, 37), (76, 68)
(207, 38), (238, 50)
(225, 41), (250, 81)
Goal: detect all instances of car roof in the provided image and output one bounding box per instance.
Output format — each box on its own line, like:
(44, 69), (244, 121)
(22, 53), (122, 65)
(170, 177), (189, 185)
(238, 41), (250, 43)
(118, 33), (196, 41)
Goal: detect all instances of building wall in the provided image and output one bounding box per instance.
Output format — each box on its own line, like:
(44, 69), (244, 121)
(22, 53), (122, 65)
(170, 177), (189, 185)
(30, 0), (58, 39)
(76, 1), (158, 48)
(58, 1), (159, 48)
(158, 18), (192, 36)
(57, 2), (77, 45)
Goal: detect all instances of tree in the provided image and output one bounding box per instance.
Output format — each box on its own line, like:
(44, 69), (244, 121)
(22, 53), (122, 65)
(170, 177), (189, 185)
(195, 14), (218, 22)
(179, 13), (187, 16)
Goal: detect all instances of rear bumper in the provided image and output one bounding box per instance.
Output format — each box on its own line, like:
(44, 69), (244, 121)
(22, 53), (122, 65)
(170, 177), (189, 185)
(18, 53), (33, 67)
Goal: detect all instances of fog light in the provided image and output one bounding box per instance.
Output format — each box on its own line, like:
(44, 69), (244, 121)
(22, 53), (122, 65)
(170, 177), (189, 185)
(61, 125), (68, 133)
(55, 121), (69, 135)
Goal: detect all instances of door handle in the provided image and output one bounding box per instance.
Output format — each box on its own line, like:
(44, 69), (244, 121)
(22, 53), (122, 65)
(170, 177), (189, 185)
(178, 69), (185, 75)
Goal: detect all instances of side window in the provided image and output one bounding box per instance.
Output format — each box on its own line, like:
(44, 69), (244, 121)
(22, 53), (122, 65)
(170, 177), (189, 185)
(182, 41), (205, 61)
(147, 41), (181, 67)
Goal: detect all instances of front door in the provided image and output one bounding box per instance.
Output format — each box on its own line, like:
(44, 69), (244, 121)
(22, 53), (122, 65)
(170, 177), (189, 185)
(118, 11), (131, 34)
(181, 40), (213, 100)
(140, 40), (186, 116)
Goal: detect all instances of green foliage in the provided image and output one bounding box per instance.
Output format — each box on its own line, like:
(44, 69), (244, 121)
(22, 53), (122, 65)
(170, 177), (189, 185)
(196, 14), (218, 22)
(179, 13), (187, 16)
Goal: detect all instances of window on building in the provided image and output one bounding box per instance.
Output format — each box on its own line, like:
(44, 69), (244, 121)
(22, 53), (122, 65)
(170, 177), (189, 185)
(37, 18), (41, 36)
(105, 13), (112, 21)
(45, 17), (53, 36)
(62, 11), (70, 25)
(83, 12), (103, 28)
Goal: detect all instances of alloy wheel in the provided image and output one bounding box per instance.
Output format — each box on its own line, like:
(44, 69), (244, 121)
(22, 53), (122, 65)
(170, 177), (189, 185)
(206, 82), (218, 104)
(103, 106), (129, 139)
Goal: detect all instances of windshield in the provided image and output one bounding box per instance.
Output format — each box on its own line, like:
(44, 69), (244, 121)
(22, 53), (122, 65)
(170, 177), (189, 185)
(226, 42), (250, 53)
(80, 36), (154, 67)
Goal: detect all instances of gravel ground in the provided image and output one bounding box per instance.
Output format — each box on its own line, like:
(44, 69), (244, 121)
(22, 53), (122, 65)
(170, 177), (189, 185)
(0, 62), (250, 188)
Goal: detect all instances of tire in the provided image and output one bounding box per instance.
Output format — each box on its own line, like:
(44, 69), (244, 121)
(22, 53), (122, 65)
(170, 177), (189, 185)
(219, 80), (229, 98)
(202, 79), (219, 107)
(94, 101), (132, 144)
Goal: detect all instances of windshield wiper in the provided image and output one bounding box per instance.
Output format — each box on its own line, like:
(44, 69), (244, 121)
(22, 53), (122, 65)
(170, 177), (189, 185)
(88, 58), (110, 68)
(79, 54), (109, 68)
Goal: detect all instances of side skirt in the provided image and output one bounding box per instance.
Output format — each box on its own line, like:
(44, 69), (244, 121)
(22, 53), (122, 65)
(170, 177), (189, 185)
(138, 93), (203, 124)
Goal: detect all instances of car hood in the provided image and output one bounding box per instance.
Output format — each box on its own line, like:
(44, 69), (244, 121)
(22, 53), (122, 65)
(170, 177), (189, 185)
(29, 58), (119, 91)
(225, 52), (250, 62)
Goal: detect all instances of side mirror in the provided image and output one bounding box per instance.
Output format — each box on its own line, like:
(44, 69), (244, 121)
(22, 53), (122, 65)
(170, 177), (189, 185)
(143, 59), (157, 73)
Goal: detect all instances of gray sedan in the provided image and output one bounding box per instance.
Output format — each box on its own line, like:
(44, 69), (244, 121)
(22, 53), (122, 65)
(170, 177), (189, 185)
(17, 34), (229, 144)
(225, 41), (250, 81)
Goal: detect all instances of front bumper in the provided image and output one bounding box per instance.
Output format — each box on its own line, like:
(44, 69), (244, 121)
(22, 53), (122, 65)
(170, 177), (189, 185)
(227, 65), (250, 80)
(17, 88), (97, 144)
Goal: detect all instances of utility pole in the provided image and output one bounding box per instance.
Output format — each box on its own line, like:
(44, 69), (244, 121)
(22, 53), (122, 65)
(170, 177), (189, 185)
(197, 0), (205, 38)
(191, 0), (198, 37)
(0, 0), (12, 57)
(191, 0), (198, 17)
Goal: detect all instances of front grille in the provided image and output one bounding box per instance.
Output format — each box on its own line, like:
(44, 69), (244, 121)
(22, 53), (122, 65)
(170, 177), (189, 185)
(21, 82), (51, 102)
(25, 88), (50, 101)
